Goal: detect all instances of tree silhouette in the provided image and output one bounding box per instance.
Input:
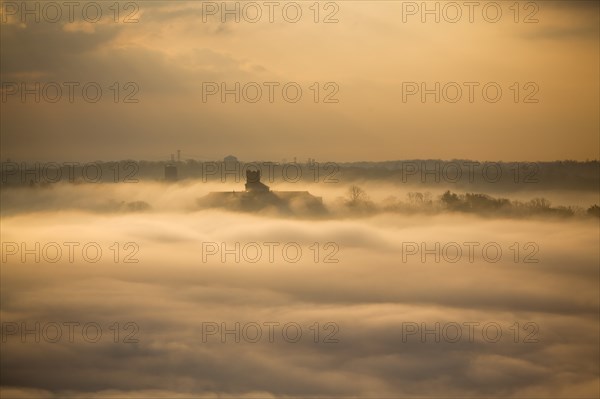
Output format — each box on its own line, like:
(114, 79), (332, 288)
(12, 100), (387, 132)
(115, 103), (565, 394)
(587, 204), (600, 217)
(346, 185), (368, 205)
(441, 190), (461, 209)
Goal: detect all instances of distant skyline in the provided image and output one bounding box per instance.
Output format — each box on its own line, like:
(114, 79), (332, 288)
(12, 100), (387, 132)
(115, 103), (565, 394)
(1, 156), (599, 164)
(1, 1), (599, 162)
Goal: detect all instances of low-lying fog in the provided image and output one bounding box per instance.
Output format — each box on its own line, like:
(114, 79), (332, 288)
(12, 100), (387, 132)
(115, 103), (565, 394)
(1, 182), (598, 397)
(1, 180), (598, 215)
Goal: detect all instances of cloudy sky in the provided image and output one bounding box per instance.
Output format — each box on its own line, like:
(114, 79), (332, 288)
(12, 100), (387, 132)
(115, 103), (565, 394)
(1, 0), (599, 162)
(1, 2), (599, 398)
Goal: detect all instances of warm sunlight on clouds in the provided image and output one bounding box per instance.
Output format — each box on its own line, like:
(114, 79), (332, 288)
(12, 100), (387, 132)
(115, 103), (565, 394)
(1, 1), (598, 162)
(1, 1), (599, 397)
(1, 183), (598, 396)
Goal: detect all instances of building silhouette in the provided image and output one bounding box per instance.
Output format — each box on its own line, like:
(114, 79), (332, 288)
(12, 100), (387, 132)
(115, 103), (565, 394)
(245, 169), (269, 192)
(164, 154), (178, 181)
(198, 167), (325, 215)
(164, 164), (178, 181)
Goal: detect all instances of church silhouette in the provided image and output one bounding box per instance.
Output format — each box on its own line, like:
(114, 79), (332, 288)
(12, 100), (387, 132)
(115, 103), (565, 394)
(198, 168), (325, 215)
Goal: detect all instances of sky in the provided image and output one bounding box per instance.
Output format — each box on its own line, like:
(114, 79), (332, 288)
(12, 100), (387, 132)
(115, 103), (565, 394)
(1, 0), (599, 162)
(1, 3), (599, 397)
